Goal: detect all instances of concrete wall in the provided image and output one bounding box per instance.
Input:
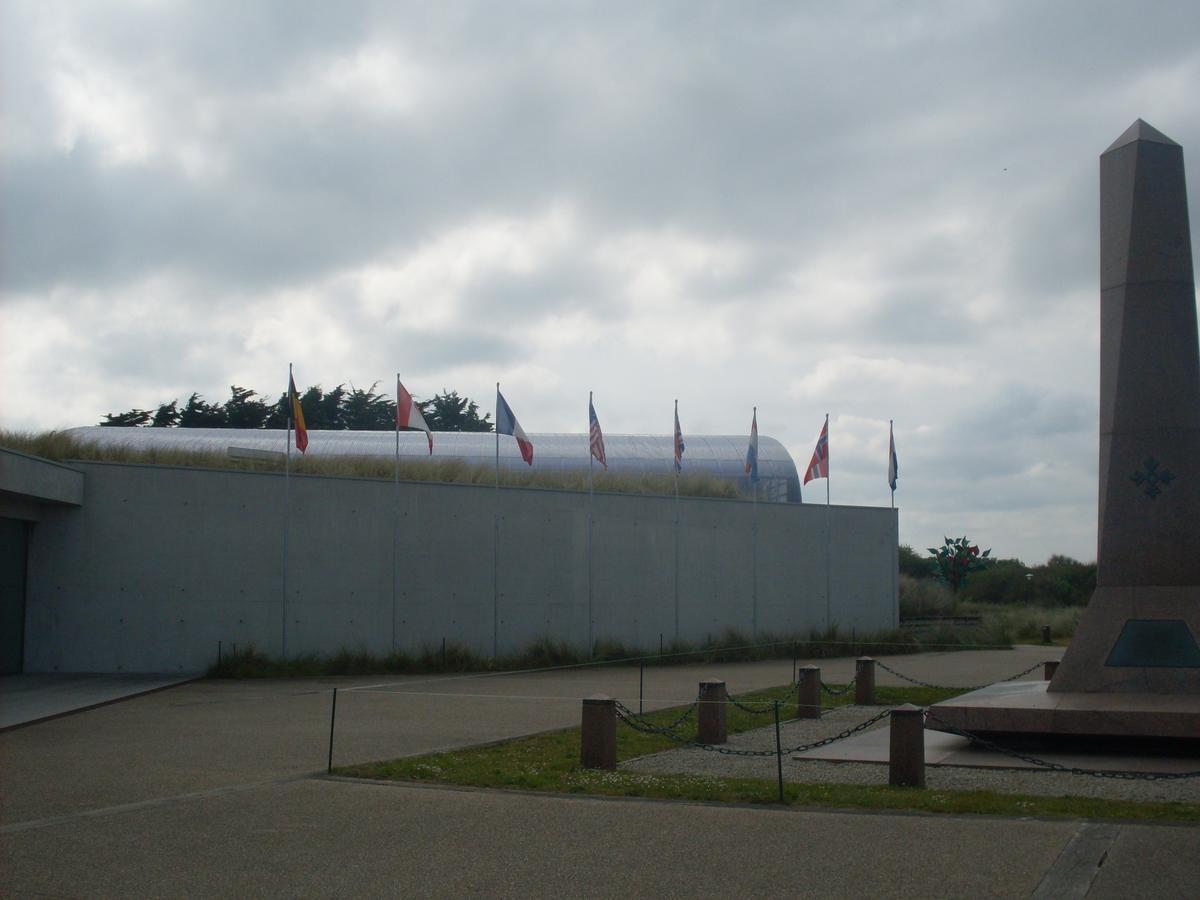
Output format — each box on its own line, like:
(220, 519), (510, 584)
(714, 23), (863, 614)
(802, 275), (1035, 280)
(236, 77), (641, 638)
(0, 448), (84, 521)
(24, 461), (898, 673)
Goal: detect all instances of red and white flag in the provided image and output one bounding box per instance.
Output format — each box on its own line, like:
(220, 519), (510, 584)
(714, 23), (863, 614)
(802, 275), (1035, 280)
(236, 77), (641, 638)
(804, 417), (829, 484)
(396, 378), (432, 454)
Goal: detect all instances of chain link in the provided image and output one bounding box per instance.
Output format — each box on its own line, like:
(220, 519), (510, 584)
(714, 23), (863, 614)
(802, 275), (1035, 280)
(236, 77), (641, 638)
(614, 699), (895, 758)
(726, 682), (800, 715)
(924, 712), (1200, 781)
(612, 699), (698, 735)
(821, 678), (857, 696)
(874, 660), (1042, 692)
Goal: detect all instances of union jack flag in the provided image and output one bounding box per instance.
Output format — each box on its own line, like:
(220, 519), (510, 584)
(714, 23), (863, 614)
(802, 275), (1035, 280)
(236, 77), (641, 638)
(589, 395), (607, 469)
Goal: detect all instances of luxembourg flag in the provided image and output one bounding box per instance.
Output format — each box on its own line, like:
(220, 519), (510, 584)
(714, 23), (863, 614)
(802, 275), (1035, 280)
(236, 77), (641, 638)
(496, 388), (534, 466)
(396, 377), (432, 454)
(744, 408), (759, 482)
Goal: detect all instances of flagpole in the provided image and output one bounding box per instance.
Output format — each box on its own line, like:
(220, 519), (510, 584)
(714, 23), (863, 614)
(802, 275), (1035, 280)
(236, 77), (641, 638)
(824, 412), (831, 632)
(825, 413), (830, 507)
(282, 363), (292, 660)
(673, 398), (680, 644)
(493, 382), (500, 658)
(751, 406), (758, 639)
(587, 391), (594, 654)
(392, 373), (401, 653)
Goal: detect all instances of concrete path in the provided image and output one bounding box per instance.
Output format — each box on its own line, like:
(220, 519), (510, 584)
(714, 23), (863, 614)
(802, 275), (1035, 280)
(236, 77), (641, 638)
(0, 673), (199, 730)
(3, 646), (1196, 898)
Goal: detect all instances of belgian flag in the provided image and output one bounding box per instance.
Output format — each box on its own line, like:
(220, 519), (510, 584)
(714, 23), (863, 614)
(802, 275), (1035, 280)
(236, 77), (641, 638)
(289, 372), (309, 453)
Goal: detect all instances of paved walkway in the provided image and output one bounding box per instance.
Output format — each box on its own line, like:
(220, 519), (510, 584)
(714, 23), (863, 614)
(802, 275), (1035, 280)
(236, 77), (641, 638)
(3, 646), (1197, 897)
(0, 673), (198, 730)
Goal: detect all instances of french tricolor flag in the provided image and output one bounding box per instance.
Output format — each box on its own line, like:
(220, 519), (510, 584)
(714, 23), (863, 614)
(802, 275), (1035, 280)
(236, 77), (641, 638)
(496, 388), (534, 466)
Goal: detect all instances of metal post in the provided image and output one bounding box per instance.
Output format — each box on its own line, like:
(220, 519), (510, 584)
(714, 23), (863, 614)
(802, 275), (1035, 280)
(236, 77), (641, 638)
(773, 700), (784, 803)
(639, 659), (645, 714)
(327, 687), (338, 774)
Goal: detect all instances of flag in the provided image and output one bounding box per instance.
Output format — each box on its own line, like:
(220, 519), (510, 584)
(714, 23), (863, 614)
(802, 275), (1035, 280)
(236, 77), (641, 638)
(397, 379), (433, 455)
(588, 395), (607, 469)
(288, 373), (308, 454)
(803, 418), (828, 484)
(496, 389), (534, 466)
(673, 403), (685, 472)
(888, 420), (898, 492)
(744, 408), (759, 482)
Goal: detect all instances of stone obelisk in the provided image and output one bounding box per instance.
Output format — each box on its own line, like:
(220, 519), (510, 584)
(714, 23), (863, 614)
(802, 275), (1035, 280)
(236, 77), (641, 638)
(1050, 119), (1200, 693)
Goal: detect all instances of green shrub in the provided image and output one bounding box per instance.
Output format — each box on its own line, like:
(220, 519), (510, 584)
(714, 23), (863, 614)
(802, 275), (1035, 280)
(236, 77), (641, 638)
(898, 575), (957, 618)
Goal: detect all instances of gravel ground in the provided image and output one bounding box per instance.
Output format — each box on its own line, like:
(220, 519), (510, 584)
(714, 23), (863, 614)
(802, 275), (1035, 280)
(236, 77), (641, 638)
(621, 706), (1200, 805)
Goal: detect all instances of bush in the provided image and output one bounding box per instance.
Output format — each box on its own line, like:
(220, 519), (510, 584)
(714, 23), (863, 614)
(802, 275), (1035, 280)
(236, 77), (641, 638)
(898, 575), (957, 619)
(898, 544), (933, 580)
(959, 556), (1096, 607)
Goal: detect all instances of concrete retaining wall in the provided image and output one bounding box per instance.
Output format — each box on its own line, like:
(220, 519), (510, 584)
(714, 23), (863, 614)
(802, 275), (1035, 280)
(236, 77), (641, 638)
(23, 461), (898, 673)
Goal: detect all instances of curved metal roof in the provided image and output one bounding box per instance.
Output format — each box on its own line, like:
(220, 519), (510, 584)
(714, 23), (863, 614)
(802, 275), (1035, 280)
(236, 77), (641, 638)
(65, 426), (803, 501)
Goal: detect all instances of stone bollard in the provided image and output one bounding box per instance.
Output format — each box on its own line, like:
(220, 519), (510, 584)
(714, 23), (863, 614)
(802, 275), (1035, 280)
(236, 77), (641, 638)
(1041, 624), (1052, 644)
(855, 657), (876, 705)
(888, 704), (926, 787)
(698, 680), (728, 744)
(1044, 659), (1059, 681)
(581, 694), (617, 770)
(797, 665), (821, 719)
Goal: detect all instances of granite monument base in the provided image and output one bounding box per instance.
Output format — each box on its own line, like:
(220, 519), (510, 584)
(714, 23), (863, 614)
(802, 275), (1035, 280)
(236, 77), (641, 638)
(1048, 586), (1200, 693)
(927, 680), (1200, 740)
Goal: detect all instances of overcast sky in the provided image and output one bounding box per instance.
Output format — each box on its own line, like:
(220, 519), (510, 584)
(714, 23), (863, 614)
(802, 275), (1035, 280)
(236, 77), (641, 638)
(3, 1), (1198, 564)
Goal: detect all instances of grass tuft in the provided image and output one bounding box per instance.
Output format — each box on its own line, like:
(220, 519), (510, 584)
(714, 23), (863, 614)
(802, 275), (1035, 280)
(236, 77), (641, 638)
(207, 626), (1006, 679)
(0, 429), (740, 500)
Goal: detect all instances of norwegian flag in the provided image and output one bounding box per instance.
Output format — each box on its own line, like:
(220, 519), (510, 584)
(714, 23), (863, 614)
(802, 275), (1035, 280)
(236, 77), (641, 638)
(588, 394), (607, 469)
(804, 417), (829, 484)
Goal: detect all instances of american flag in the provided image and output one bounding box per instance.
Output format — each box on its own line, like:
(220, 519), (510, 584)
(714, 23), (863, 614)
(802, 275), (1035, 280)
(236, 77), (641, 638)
(588, 395), (607, 469)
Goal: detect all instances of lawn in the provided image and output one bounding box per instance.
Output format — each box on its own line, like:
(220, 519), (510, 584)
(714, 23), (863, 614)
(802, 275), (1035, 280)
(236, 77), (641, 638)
(336, 683), (1200, 823)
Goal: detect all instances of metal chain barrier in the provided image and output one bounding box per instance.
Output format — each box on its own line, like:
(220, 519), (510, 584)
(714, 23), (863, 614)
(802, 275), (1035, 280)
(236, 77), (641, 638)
(821, 678), (857, 696)
(727, 682), (800, 715)
(613, 700), (698, 736)
(924, 711), (1200, 781)
(874, 659), (1042, 692)
(614, 699), (896, 758)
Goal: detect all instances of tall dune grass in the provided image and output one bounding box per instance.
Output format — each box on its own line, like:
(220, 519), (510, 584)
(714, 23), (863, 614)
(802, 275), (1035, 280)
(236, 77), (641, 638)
(0, 429), (740, 500)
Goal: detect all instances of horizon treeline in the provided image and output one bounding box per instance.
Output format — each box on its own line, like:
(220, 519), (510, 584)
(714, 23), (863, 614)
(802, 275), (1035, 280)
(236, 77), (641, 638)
(898, 544), (1096, 606)
(100, 385), (493, 433)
